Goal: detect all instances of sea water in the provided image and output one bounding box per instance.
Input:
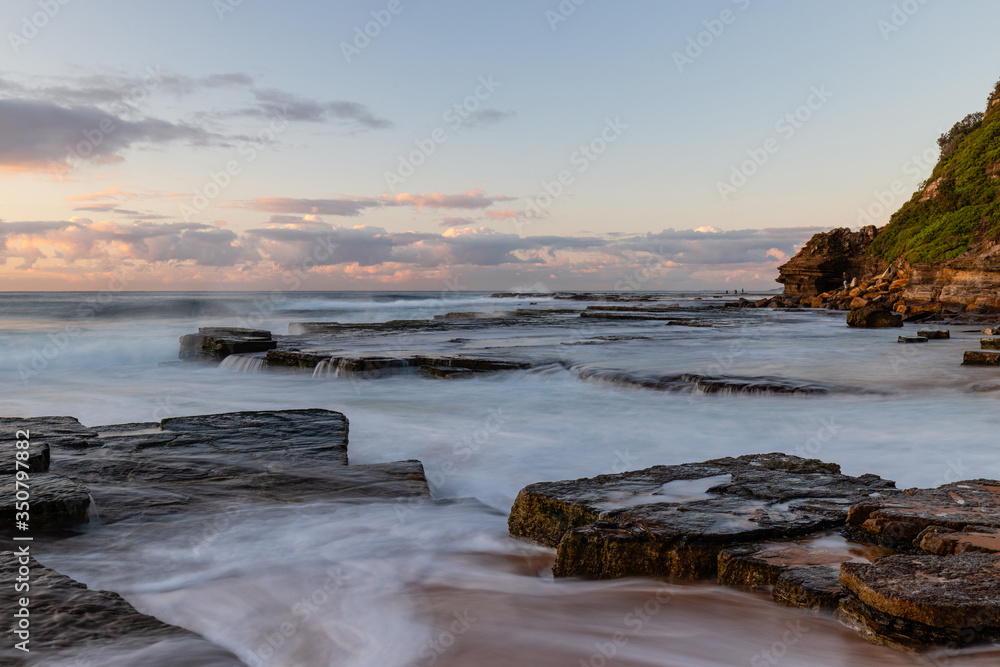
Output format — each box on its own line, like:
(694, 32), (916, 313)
(2, 291), (998, 666)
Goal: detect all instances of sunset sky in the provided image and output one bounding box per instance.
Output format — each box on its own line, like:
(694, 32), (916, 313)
(1, 0), (998, 291)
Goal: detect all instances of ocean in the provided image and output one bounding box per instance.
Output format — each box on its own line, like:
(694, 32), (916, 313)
(3, 291), (998, 666)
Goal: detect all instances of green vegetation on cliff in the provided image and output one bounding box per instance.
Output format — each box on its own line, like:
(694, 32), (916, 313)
(869, 79), (1000, 264)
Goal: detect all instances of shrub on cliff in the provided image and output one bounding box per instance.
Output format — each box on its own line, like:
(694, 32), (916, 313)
(869, 79), (1000, 265)
(938, 113), (985, 158)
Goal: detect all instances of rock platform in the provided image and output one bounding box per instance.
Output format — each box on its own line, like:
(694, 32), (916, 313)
(510, 455), (1000, 650)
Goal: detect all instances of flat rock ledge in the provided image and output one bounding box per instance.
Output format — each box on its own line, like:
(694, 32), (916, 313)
(839, 554), (1000, 649)
(0, 554), (241, 665)
(179, 327), (276, 362)
(846, 480), (1000, 552)
(718, 544), (850, 610)
(2, 410), (429, 528)
(511, 457), (1000, 650)
(508, 453), (896, 581)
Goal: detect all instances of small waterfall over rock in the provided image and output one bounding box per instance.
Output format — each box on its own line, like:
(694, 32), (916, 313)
(312, 358), (340, 378)
(86, 494), (101, 523)
(220, 354), (268, 374)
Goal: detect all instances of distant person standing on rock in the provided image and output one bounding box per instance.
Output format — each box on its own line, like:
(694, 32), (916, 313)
(843, 272), (849, 289)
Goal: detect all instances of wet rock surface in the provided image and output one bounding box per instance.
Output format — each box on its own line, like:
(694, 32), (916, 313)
(50, 410), (426, 525)
(508, 453), (896, 581)
(179, 327), (276, 362)
(917, 329), (951, 339)
(846, 480), (1000, 551)
(0, 553), (241, 665)
(773, 566), (844, 611)
(0, 411), (429, 530)
(964, 350), (1000, 365)
(918, 525), (1000, 555)
(718, 544), (851, 590)
(0, 473), (92, 530)
(839, 554), (1000, 647)
(847, 305), (903, 328)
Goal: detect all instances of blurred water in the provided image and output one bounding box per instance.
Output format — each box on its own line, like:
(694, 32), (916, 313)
(3, 291), (999, 666)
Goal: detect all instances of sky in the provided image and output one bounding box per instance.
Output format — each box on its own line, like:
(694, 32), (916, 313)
(0, 0), (998, 292)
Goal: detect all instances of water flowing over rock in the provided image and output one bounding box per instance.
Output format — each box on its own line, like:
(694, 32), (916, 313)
(218, 353), (267, 373)
(0, 554), (241, 666)
(1, 409), (430, 663)
(568, 365), (860, 396)
(269, 349), (531, 377)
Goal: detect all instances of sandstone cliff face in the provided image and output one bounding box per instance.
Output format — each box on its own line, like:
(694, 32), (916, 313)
(776, 226), (882, 296)
(778, 78), (1000, 309)
(903, 248), (1000, 311)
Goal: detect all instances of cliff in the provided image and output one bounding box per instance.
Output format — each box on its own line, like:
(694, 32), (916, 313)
(779, 78), (1000, 314)
(775, 226), (882, 296)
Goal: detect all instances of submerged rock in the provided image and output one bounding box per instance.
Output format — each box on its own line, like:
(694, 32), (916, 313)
(0, 553), (240, 665)
(569, 366), (857, 396)
(508, 453), (895, 581)
(847, 305), (903, 328)
(421, 365), (477, 379)
(839, 554), (1000, 648)
(178, 327), (276, 362)
(897, 336), (928, 343)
